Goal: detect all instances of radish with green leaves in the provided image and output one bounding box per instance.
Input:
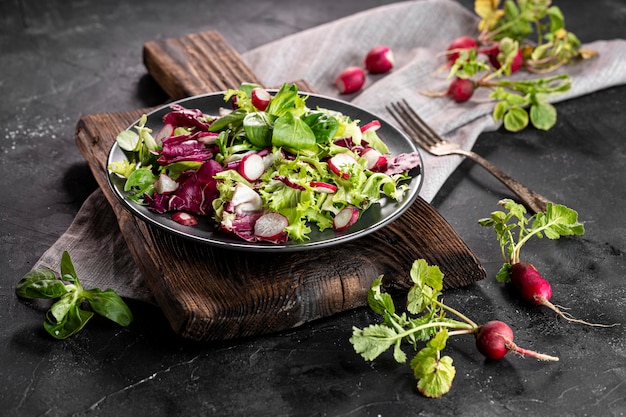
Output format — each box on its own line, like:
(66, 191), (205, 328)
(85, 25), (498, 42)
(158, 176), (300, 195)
(479, 199), (619, 327)
(475, 320), (558, 361)
(445, 36), (478, 65)
(350, 259), (558, 398)
(447, 77), (475, 102)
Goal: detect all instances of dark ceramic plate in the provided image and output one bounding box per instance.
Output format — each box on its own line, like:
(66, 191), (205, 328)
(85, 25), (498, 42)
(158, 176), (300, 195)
(107, 92), (423, 251)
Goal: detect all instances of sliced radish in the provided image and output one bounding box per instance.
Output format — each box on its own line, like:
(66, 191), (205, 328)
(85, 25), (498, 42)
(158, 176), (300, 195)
(154, 173), (179, 195)
(360, 120), (381, 133)
(230, 183), (263, 214)
(364, 46), (394, 74)
(171, 211), (198, 226)
(254, 212), (289, 243)
(155, 123), (174, 144)
(361, 148), (388, 171)
(310, 181), (337, 194)
(230, 96), (239, 109)
(335, 66), (366, 94)
(238, 153), (265, 182)
(197, 131), (219, 145)
(262, 148), (284, 169)
(333, 206), (360, 232)
(251, 87), (271, 111)
(328, 153), (358, 179)
(223, 151), (251, 165)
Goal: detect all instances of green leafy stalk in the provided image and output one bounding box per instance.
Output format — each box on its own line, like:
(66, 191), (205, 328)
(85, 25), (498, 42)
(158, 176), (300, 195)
(350, 259), (478, 398)
(478, 199), (584, 282)
(438, 1), (595, 132)
(15, 251), (133, 339)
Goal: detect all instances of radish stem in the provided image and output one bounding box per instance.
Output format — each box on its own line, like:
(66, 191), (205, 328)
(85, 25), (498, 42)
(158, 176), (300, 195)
(434, 300), (478, 328)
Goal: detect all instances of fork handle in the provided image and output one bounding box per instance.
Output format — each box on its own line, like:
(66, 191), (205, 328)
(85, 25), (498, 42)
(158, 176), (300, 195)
(455, 149), (551, 214)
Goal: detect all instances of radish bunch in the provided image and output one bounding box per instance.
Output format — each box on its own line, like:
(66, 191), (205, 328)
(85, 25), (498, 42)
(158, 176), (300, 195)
(479, 199), (618, 327)
(422, 0), (595, 132)
(350, 259), (558, 398)
(335, 45), (395, 94)
(425, 36), (526, 103)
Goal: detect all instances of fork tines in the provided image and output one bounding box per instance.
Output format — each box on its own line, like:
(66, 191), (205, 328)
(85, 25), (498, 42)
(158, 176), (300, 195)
(386, 100), (441, 148)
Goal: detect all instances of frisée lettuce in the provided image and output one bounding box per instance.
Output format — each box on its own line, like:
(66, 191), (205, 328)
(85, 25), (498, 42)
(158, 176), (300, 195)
(109, 83), (420, 244)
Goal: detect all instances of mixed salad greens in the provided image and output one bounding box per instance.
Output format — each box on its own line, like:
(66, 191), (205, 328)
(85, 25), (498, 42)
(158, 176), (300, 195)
(109, 83), (420, 244)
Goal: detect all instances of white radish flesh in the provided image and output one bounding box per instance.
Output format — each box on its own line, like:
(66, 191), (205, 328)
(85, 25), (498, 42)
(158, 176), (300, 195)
(328, 153), (358, 179)
(230, 183), (263, 214)
(238, 153), (265, 182)
(310, 181), (337, 194)
(361, 148), (387, 171)
(254, 212), (289, 243)
(155, 123), (174, 145)
(154, 173), (179, 194)
(333, 206), (360, 232)
(360, 120), (381, 133)
(171, 212), (198, 226)
(251, 87), (271, 111)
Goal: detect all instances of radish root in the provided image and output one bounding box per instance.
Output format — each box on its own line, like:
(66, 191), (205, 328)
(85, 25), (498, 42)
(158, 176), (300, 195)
(537, 296), (620, 328)
(504, 338), (560, 362)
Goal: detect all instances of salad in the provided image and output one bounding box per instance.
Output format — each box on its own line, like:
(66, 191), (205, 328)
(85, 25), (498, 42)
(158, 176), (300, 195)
(108, 83), (420, 244)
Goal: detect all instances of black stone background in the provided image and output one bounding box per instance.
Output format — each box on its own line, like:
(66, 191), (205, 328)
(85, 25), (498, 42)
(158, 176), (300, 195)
(1, 1), (624, 416)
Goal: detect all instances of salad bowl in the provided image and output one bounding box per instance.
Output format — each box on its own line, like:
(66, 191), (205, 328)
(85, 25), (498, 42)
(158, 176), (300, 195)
(107, 91), (423, 251)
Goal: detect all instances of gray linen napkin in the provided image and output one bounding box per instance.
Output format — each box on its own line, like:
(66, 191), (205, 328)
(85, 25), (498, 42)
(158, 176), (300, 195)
(33, 0), (626, 303)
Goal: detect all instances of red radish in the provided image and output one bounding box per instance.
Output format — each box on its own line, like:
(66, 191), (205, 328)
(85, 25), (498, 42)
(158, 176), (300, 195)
(328, 153), (358, 179)
(155, 123), (174, 144)
(361, 148), (388, 171)
(335, 66), (366, 94)
(445, 36), (478, 64)
(447, 77), (475, 102)
(310, 181), (337, 194)
(510, 262), (617, 327)
(475, 320), (559, 361)
(154, 173), (179, 195)
(251, 87), (271, 111)
(364, 46), (394, 74)
(333, 206), (360, 232)
(510, 50), (524, 73)
(360, 120), (381, 133)
(486, 46), (524, 73)
(171, 211), (198, 226)
(254, 212), (289, 243)
(238, 153), (265, 182)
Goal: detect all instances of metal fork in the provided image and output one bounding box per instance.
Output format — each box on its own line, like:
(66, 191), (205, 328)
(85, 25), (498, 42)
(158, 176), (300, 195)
(387, 99), (550, 214)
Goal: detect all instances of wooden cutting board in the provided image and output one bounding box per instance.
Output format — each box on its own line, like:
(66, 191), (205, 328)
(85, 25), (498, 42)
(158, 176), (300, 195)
(75, 31), (485, 341)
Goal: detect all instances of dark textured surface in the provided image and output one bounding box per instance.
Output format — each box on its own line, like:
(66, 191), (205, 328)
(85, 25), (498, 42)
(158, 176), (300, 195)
(1, 0), (625, 416)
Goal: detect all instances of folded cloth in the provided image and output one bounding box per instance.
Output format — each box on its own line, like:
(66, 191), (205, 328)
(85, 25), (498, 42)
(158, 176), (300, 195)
(242, 0), (626, 201)
(32, 0), (626, 301)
